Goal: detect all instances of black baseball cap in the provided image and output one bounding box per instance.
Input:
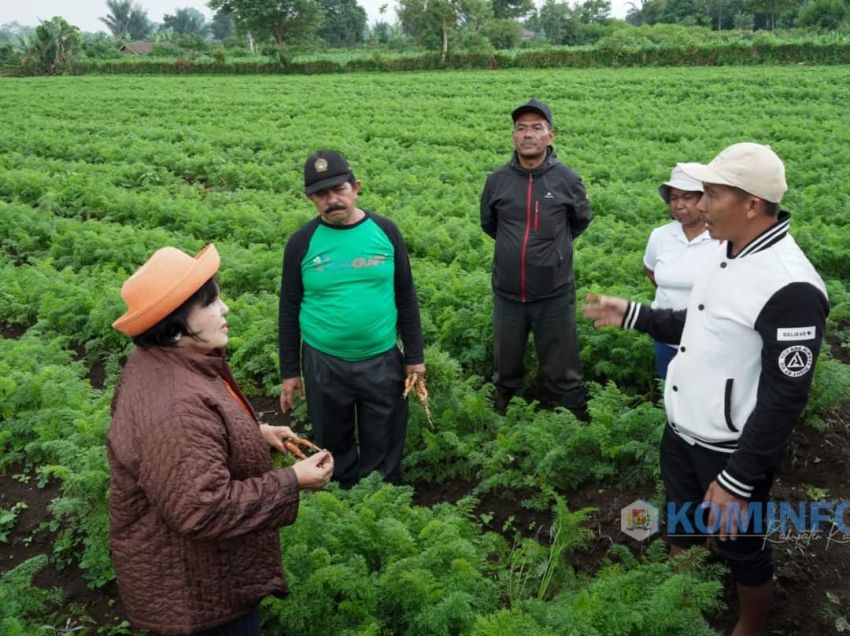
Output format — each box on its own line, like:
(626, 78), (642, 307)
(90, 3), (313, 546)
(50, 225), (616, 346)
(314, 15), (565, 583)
(511, 99), (553, 127)
(304, 150), (355, 194)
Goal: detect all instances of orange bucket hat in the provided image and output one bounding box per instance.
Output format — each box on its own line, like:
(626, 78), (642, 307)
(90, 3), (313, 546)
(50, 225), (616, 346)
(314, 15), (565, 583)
(113, 244), (220, 336)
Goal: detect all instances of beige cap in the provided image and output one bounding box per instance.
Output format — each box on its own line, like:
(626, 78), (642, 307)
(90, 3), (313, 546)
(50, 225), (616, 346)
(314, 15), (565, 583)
(678, 142), (787, 203)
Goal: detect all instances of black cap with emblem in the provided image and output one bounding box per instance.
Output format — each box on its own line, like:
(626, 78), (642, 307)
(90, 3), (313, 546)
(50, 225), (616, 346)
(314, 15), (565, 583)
(304, 149), (355, 194)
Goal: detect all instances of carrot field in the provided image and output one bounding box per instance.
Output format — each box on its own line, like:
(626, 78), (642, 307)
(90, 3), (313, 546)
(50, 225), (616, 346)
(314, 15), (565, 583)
(1, 66), (850, 634)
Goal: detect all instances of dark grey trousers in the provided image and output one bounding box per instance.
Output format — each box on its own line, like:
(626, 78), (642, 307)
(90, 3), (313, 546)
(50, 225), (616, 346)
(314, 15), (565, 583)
(194, 605), (260, 636)
(492, 291), (586, 408)
(302, 343), (408, 488)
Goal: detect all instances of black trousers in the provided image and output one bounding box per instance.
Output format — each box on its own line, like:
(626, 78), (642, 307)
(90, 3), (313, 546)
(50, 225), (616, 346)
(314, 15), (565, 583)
(193, 605), (260, 636)
(302, 343), (408, 488)
(492, 291), (585, 408)
(661, 425), (775, 586)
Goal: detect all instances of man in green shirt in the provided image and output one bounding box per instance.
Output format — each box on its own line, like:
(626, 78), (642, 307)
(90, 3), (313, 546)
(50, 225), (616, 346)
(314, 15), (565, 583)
(278, 150), (426, 488)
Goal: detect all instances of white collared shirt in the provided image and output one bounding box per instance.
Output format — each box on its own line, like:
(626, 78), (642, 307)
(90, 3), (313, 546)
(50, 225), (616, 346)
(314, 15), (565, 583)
(644, 221), (719, 310)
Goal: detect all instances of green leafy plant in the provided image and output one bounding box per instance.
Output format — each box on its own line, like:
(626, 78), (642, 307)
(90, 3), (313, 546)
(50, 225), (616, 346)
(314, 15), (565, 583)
(824, 591), (850, 633)
(507, 498), (595, 604)
(0, 502), (28, 542)
(470, 382), (664, 508)
(264, 476), (505, 634)
(0, 555), (62, 635)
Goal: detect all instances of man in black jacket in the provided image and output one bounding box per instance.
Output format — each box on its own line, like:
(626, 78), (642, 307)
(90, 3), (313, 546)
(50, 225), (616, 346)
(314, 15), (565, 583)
(481, 99), (593, 414)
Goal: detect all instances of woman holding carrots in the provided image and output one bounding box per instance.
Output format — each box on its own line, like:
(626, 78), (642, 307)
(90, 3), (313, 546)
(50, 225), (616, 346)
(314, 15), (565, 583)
(108, 244), (333, 635)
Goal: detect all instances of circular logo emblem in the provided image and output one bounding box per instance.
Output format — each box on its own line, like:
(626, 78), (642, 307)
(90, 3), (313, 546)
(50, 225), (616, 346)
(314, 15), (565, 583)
(314, 158), (328, 173)
(778, 345), (813, 378)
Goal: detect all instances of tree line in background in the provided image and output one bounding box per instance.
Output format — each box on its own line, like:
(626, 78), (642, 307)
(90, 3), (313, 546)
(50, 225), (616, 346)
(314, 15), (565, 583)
(0, 0), (848, 73)
(626, 0), (850, 31)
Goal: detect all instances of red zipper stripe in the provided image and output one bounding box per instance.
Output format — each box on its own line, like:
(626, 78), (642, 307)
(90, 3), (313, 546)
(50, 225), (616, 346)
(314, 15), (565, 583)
(224, 379), (252, 416)
(520, 174), (532, 302)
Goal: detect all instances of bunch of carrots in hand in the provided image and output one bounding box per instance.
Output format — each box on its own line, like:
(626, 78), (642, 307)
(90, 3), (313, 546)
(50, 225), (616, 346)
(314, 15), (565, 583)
(403, 371), (434, 429)
(282, 434), (321, 459)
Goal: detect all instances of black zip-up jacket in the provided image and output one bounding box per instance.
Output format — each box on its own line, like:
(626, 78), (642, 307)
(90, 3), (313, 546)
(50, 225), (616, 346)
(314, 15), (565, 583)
(480, 148), (592, 302)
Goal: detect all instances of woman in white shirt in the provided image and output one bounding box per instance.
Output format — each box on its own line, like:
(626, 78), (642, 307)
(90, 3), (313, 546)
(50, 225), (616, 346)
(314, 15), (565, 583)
(643, 166), (719, 378)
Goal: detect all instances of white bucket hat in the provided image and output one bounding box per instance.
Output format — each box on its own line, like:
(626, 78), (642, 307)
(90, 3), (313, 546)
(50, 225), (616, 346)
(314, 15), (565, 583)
(678, 142), (787, 204)
(658, 166), (704, 204)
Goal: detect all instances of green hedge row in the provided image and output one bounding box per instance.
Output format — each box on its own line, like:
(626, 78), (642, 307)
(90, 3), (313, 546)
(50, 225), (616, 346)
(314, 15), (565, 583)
(59, 42), (850, 75)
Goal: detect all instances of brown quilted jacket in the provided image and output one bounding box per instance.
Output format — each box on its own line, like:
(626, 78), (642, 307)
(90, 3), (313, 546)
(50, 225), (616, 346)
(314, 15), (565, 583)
(107, 346), (300, 634)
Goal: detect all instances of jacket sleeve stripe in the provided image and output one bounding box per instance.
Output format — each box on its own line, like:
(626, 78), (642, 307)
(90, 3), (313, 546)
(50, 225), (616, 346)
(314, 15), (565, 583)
(718, 470), (754, 499)
(622, 302), (641, 329)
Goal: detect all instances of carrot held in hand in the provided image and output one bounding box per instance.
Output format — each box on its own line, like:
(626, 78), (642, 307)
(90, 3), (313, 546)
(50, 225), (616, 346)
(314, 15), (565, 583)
(403, 371), (434, 430)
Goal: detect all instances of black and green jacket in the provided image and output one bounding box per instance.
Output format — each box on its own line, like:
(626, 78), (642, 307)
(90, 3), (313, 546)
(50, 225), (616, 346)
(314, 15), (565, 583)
(278, 211), (424, 379)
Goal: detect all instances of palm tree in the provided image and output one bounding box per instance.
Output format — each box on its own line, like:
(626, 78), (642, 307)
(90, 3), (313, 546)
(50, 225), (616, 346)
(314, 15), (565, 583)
(162, 8), (211, 37)
(99, 0), (134, 37)
(100, 0), (154, 39)
(126, 7), (155, 39)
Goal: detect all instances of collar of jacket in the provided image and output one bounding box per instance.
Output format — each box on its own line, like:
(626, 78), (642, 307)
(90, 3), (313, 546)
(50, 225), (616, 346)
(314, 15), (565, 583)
(508, 146), (558, 176)
(727, 209), (791, 259)
(139, 345), (229, 380)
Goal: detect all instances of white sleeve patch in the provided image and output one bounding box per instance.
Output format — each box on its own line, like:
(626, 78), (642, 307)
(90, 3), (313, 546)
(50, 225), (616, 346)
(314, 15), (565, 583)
(777, 326), (816, 341)
(778, 345), (813, 377)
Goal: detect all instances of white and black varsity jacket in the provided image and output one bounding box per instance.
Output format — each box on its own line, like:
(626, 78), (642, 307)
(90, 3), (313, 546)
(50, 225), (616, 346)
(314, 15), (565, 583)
(621, 212), (829, 499)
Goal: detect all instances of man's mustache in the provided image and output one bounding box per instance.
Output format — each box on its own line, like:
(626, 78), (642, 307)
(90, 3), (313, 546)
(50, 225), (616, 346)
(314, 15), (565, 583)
(323, 204), (346, 214)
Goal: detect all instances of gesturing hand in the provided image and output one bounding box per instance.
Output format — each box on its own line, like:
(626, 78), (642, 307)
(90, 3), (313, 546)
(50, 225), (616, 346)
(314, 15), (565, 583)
(582, 294), (629, 329)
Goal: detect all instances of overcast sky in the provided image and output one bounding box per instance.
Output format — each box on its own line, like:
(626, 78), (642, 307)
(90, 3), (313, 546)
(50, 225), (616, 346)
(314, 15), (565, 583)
(1, 0), (630, 33)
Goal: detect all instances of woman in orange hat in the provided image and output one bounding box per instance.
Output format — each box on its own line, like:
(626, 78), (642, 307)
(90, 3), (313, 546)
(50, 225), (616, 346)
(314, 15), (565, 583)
(108, 244), (333, 635)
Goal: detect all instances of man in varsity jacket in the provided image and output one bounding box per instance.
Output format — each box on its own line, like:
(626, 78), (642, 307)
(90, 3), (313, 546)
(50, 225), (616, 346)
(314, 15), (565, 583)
(481, 99), (593, 415)
(278, 150), (425, 488)
(583, 143), (828, 636)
